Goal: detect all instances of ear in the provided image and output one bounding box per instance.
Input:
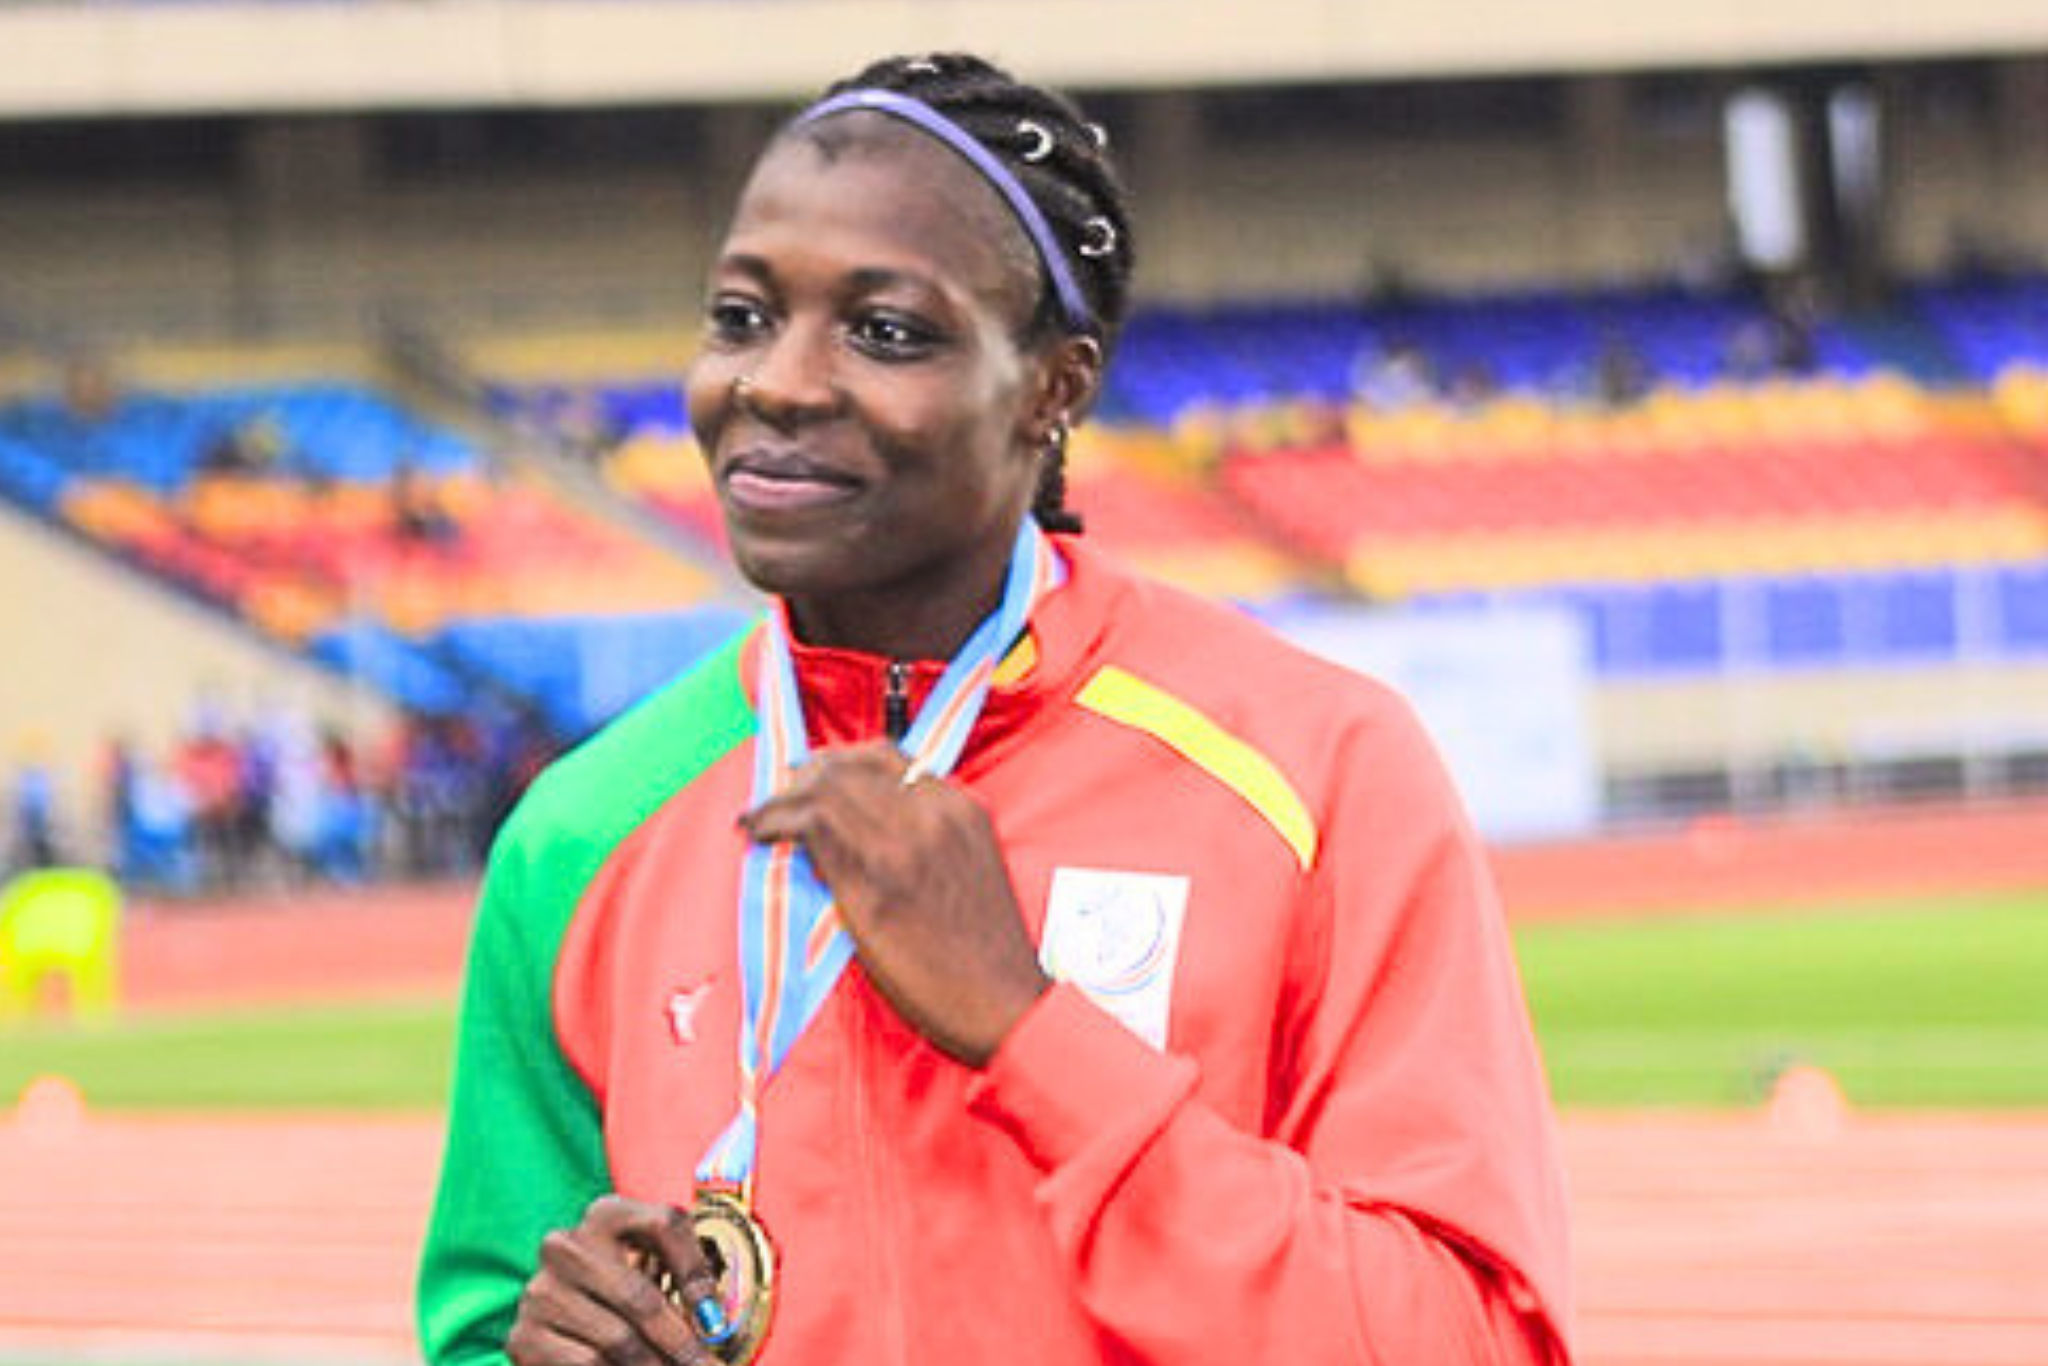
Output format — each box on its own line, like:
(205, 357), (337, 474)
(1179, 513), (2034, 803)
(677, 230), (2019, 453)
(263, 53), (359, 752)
(1020, 334), (1105, 449)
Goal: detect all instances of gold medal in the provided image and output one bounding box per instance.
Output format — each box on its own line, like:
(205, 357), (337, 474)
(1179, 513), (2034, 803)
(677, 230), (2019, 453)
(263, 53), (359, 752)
(640, 1188), (775, 1364)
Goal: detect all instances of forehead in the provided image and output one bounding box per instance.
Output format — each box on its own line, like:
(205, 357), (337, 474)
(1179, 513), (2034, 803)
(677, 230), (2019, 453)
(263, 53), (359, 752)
(721, 117), (1038, 306)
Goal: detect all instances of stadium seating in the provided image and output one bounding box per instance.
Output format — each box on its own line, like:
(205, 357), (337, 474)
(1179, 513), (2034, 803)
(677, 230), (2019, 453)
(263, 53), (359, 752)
(1505, 561), (2048, 677)
(15, 273), (2021, 722)
(549, 379), (1320, 603)
(462, 274), (2048, 685)
(0, 432), (69, 513)
(1909, 276), (2048, 380)
(1222, 394), (2048, 592)
(0, 373), (736, 738)
(437, 607), (751, 738)
(1101, 285), (1884, 427)
(1, 383), (472, 492)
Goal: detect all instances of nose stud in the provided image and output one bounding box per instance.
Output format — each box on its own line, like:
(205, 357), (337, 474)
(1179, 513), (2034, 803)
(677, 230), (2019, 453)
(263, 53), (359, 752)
(733, 375), (757, 406)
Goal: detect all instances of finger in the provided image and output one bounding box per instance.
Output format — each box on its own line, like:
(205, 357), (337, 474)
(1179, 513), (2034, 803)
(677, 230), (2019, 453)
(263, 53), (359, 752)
(735, 786), (816, 843)
(538, 1231), (694, 1364)
(541, 1211), (706, 1364)
(515, 1266), (704, 1366)
(609, 1201), (726, 1359)
(739, 759), (893, 857)
(744, 745), (904, 819)
(639, 1205), (734, 1348)
(740, 790), (888, 891)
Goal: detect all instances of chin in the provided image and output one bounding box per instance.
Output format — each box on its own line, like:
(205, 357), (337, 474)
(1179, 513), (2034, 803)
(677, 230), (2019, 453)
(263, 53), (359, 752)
(726, 532), (861, 601)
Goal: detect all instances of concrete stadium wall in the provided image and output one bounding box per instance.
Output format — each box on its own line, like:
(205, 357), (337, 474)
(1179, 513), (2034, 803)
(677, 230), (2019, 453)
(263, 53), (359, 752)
(1595, 663), (2048, 772)
(6, 69), (2044, 340)
(0, 187), (242, 338)
(1, 0), (2045, 119)
(1885, 62), (2048, 274)
(1128, 98), (1727, 300)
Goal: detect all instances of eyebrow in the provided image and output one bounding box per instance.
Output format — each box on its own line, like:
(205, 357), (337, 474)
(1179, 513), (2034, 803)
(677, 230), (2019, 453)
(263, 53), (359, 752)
(716, 252), (945, 303)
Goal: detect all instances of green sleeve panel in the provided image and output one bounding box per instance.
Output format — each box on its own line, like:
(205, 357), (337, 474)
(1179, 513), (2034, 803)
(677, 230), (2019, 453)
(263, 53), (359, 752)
(416, 628), (757, 1366)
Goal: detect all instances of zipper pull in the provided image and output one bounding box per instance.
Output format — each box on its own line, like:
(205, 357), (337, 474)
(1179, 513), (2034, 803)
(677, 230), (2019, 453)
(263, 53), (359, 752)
(883, 660), (910, 743)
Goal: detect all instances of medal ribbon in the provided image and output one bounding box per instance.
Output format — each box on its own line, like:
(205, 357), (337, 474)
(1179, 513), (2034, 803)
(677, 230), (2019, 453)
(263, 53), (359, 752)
(698, 519), (1060, 1193)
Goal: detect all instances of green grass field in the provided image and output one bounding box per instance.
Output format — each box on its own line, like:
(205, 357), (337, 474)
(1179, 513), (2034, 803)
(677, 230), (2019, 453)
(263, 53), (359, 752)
(2, 888), (2043, 1111)
(0, 996), (456, 1112)
(1517, 887), (2048, 1107)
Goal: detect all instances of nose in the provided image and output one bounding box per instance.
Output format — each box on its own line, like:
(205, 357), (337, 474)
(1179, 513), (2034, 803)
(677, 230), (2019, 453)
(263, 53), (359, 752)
(734, 319), (841, 427)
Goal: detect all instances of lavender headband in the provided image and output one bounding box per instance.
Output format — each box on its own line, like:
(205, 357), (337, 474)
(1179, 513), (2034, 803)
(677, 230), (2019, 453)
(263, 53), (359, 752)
(791, 88), (1096, 335)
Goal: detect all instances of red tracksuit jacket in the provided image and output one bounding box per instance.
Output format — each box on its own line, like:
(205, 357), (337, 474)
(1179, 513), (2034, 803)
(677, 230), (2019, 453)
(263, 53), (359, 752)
(418, 536), (1573, 1363)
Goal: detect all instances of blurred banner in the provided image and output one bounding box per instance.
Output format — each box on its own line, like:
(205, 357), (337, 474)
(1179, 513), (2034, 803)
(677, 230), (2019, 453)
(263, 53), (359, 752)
(1272, 603), (1601, 842)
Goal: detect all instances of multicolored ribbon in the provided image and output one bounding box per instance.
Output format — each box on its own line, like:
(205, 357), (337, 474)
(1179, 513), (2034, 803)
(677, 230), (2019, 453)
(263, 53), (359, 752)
(698, 518), (1061, 1193)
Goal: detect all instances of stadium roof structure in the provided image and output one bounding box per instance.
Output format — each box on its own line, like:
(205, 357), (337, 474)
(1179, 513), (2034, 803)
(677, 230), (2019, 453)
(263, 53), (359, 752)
(1, 0), (2046, 121)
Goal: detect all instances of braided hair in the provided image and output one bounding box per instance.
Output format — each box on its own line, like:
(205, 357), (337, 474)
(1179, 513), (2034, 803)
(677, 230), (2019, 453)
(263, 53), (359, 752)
(797, 53), (1138, 533)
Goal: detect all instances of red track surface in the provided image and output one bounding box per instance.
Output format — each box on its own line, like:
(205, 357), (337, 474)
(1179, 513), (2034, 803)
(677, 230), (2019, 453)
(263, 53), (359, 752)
(4, 798), (2047, 1364)
(1493, 798), (2048, 920)
(3, 1111), (2044, 1366)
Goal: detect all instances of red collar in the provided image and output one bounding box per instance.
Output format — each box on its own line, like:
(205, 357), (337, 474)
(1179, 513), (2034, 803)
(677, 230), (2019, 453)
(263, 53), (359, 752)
(739, 535), (1121, 758)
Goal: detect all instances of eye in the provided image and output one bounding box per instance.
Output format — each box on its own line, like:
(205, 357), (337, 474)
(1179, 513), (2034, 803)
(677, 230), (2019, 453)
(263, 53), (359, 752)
(705, 295), (772, 346)
(849, 310), (942, 360)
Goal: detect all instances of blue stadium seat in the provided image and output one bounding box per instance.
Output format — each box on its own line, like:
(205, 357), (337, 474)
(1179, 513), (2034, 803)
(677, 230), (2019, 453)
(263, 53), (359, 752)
(1995, 562), (2048, 653)
(1764, 577), (1848, 666)
(308, 624), (469, 716)
(436, 606), (751, 737)
(1869, 570), (1959, 660)
(0, 434), (70, 512)
(0, 382), (482, 492)
(1097, 282), (1904, 423)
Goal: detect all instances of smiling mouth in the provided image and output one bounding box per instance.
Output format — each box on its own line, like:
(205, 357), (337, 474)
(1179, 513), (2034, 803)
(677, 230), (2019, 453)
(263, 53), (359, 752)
(721, 450), (864, 514)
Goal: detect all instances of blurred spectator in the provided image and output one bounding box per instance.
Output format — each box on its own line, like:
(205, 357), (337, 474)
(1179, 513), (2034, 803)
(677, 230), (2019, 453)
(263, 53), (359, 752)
(1672, 224), (1744, 297)
(1351, 338), (1437, 410)
(107, 741), (197, 894)
(392, 458), (460, 546)
(1592, 334), (1652, 408)
(1726, 276), (1821, 381)
(199, 411), (293, 478)
(558, 390), (625, 467)
(99, 736), (138, 867)
(234, 713), (283, 879)
(1725, 309), (1815, 380)
(8, 745), (60, 870)
(384, 712), (485, 877)
(1724, 318), (1778, 380)
(469, 698), (556, 859)
(1945, 224), (2034, 282)
(268, 713), (374, 885)
(59, 353), (121, 426)
(267, 714), (328, 882)
(81, 701), (559, 896)
(171, 711), (247, 890)
(1445, 361), (1501, 412)
(1353, 256), (1418, 311)
(317, 727), (376, 882)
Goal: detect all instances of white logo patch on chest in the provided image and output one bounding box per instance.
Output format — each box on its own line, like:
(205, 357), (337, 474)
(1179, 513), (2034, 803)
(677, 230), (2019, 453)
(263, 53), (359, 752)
(1040, 867), (1190, 1050)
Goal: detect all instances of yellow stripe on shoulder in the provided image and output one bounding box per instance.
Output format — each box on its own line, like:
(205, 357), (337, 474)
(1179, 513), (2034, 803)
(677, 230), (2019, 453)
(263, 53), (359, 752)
(1075, 665), (1318, 871)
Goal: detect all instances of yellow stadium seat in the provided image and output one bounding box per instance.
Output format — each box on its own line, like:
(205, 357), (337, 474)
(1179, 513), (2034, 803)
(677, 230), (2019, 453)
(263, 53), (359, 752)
(61, 481), (171, 541)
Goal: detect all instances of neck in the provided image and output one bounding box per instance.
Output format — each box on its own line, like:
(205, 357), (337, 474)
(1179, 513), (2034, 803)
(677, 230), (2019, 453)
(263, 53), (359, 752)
(784, 569), (1008, 663)
(782, 518), (1038, 662)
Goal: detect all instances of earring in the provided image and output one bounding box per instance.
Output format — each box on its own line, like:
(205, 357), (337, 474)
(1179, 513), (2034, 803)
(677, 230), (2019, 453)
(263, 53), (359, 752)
(1044, 418), (1071, 460)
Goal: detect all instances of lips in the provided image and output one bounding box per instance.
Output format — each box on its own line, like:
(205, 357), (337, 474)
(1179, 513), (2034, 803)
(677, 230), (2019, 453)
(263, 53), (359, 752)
(720, 446), (864, 515)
